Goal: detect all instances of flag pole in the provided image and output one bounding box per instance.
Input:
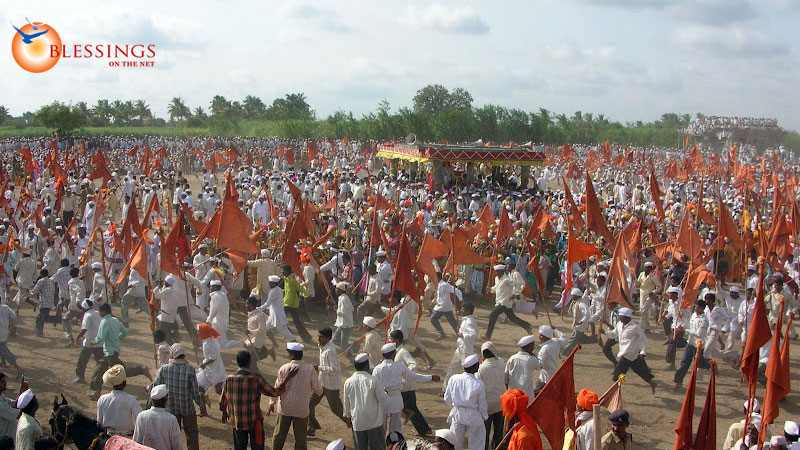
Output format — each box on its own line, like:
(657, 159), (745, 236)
(181, 272), (201, 365)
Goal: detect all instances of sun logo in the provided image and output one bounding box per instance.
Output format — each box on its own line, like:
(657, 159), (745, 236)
(10, 18), (62, 73)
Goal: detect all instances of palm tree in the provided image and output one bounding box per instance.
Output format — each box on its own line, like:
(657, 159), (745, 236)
(110, 100), (126, 125)
(209, 95), (231, 117)
(242, 95), (265, 119)
(134, 100), (152, 125)
(0, 106), (9, 125)
(193, 107), (207, 119)
(168, 97), (191, 122)
(91, 99), (111, 126)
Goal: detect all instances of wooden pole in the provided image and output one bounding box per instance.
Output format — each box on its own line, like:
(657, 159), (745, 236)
(181, 272), (202, 365)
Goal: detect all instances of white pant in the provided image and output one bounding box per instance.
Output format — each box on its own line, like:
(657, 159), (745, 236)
(639, 298), (654, 331)
(726, 320), (744, 351)
(267, 323), (295, 341)
(384, 411), (402, 435)
(451, 422), (485, 450)
(704, 329), (738, 364)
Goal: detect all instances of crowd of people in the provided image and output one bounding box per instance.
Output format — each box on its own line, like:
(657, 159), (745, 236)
(0, 134), (793, 450)
(685, 116), (781, 135)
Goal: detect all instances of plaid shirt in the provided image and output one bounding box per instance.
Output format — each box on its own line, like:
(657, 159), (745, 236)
(31, 277), (56, 309)
(152, 361), (203, 416)
(219, 369), (281, 430)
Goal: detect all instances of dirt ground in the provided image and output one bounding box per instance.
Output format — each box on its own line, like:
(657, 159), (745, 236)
(9, 285), (799, 450)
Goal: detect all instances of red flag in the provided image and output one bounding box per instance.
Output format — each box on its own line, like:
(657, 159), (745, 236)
(281, 215), (305, 277)
(768, 214), (791, 260)
(17, 148), (34, 175)
(161, 212), (191, 279)
(693, 361), (717, 450)
(741, 267), (771, 388)
(682, 262), (716, 310)
(760, 301), (789, 441)
(673, 344), (703, 450)
(115, 239), (148, 287)
(585, 174), (615, 246)
(527, 346), (578, 450)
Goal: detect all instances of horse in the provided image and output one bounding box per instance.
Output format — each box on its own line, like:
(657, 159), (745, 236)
(49, 395), (109, 450)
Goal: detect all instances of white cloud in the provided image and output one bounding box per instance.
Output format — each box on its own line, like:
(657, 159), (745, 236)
(398, 4), (489, 35)
(672, 24), (788, 57)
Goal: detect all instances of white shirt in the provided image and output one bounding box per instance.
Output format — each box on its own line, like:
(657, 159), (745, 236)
(444, 372), (488, 426)
(687, 311), (709, 341)
(457, 315), (478, 353)
(0, 305), (16, 342)
(96, 390), (142, 434)
(434, 280), (455, 312)
(318, 341), (341, 390)
(394, 347), (421, 392)
(134, 407), (183, 450)
(343, 371), (388, 432)
(81, 309), (101, 347)
(335, 293), (354, 328)
(491, 274), (516, 308)
(246, 309), (268, 348)
(260, 286), (288, 328)
(154, 285), (181, 323)
(605, 320), (648, 361)
(373, 359), (432, 414)
(505, 351), (542, 401)
(68, 277), (86, 312)
(206, 290), (229, 333)
(15, 412), (41, 450)
(376, 260), (394, 295)
(477, 357), (505, 414)
(537, 330), (568, 383)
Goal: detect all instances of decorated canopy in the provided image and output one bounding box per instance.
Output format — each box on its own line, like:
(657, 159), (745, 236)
(377, 142), (545, 166)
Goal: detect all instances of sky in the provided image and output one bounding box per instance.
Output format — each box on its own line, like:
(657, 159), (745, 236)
(2, 0), (799, 130)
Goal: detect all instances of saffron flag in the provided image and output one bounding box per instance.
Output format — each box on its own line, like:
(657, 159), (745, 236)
(693, 361), (717, 450)
(673, 344), (703, 450)
(585, 174), (615, 246)
(161, 212), (191, 279)
(527, 346), (578, 450)
(564, 231), (600, 313)
(741, 268), (771, 388)
(760, 301), (789, 442)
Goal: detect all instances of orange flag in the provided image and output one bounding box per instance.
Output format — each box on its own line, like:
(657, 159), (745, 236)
(392, 226), (425, 303)
(741, 268), (771, 389)
(477, 204), (495, 239)
(416, 233), (449, 284)
(760, 301), (789, 443)
(115, 239), (148, 287)
(215, 177), (258, 255)
(674, 210), (703, 264)
(161, 212), (191, 279)
(768, 215), (791, 260)
(695, 180), (715, 225)
(681, 262), (716, 310)
(693, 361), (717, 450)
(673, 344), (703, 450)
(650, 168), (666, 222)
(526, 207), (552, 242)
(527, 347), (578, 450)
(717, 195), (743, 250)
(562, 179), (585, 231)
(607, 229), (632, 304)
(564, 231), (600, 312)
(585, 173), (615, 246)
(496, 206), (514, 244)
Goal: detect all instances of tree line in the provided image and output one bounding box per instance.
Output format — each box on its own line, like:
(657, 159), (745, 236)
(1, 84), (794, 148)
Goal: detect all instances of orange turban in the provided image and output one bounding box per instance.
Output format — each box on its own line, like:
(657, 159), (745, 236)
(197, 323), (221, 340)
(577, 389), (598, 411)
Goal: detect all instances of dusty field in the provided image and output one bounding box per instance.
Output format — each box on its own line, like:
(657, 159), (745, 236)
(8, 286), (799, 450)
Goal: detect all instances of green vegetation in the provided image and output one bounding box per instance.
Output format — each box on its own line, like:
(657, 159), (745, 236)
(0, 85), (793, 149)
